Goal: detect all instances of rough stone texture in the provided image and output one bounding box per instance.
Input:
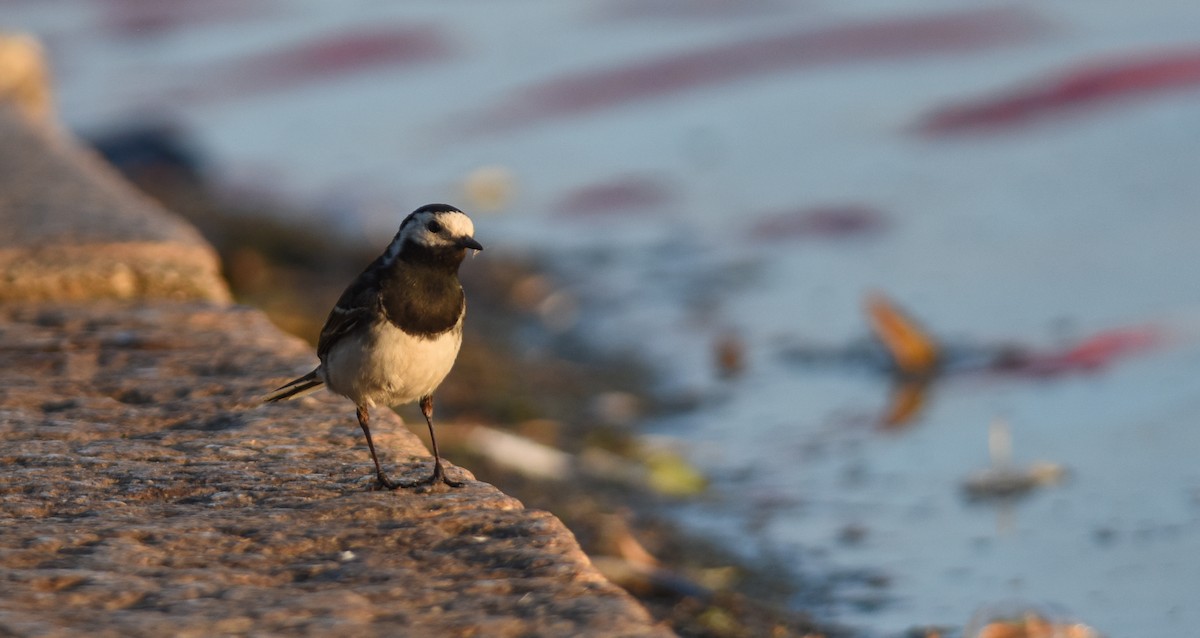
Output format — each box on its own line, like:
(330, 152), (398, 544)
(0, 302), (669, 638)
(0, 34), (53, 125)
(0, 106), (229, 303)
(0, 56), (670, 636)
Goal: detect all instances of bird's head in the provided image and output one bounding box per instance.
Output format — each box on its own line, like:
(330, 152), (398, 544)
(390, 204), (483, 263)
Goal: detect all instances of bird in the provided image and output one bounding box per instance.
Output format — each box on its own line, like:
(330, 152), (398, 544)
(263, 203), (482, 489)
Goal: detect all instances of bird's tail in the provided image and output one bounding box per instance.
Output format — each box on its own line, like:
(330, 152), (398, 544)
(262, 369), (324, 403)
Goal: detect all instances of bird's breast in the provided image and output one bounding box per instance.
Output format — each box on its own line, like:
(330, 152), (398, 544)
(321, 318), (463, 407)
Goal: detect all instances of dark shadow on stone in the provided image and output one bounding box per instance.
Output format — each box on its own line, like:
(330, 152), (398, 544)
(167, 414), (245, 431)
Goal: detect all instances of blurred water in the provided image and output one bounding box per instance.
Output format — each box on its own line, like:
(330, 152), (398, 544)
(8, 1), (1200, 634)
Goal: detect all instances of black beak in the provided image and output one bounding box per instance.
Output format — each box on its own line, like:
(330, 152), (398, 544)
(458, 236), (483, 251)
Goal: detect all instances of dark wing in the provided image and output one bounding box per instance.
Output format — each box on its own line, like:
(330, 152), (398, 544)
(317, 265), (383, 359)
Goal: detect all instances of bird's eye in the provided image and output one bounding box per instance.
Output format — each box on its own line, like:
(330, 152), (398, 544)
(426, 220), (443, 233)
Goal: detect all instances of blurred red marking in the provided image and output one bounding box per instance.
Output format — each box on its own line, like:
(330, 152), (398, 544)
(749, 204), (888, 240)
(171, 27), (453, 102)
(918, 48), (1200, 134)
(994, 326), (1163, 376)
(99, 0), (277, 36)
(554, 176), (675, 217)
(598, 0), (787, 22)
(472, 7), (1047, 132)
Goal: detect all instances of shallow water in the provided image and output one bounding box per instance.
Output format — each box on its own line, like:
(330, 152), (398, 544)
(10, 1), (1200, 634)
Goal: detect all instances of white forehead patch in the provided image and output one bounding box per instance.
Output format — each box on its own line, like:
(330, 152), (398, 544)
(438, 210), (475, 238)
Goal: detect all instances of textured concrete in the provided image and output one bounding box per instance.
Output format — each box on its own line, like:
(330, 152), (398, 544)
(0, 34), (53, 125)
(0, 107), (229, 303)
(0, 43), (670, 637)
(0, 302), (669, 637)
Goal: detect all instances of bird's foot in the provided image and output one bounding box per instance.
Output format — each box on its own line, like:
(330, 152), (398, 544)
(431, 461), (465, 488)
(372, 472), (401, 491)
(393, 460), (464, 489)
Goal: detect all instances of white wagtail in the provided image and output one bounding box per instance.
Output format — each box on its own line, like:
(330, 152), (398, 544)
(263, 203), (482, 489)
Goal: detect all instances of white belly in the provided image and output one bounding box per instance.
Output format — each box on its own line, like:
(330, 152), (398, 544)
(321, 320), (462, 408)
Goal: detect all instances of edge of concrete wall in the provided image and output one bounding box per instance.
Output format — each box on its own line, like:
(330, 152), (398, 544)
(0, 37), (672, 637)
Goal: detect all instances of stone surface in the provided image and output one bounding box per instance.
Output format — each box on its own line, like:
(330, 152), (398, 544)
(0, 107), (229, 303)
(0, 33), (53, 125)
(0, 52), (670, 636)
(0, 301), (670, 637)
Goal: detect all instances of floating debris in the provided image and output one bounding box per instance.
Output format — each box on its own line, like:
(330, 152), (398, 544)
(879, 378), (934, 431)
(460, 423), (706, 496)
(989, 326), (1163, 377)
(640, 445), (708, 497)
(590, 391), (643, 427)
(962, 419), (1067, 502)
(778, 291), (1165, 427)
(463, 425), (572, 480)
(865, 291), (941, 379)
(963, 461), (1067, 502)
(966, 602), (1102, 638)
(713, 330), (746, 379)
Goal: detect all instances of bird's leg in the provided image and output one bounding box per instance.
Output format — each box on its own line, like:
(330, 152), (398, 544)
(397, 394), (463, 488)
(422, 394), (464, 487)
(357, 405), (399, 490)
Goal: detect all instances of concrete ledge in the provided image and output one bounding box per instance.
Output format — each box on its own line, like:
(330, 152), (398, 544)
(0, 301), (667, 636)
(0, 45), (669, 636)
(0, 34), (52, 125)
(0, 106), (229, 303)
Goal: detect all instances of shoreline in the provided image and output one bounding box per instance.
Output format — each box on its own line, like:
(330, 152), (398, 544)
(105, 151), (842, 636)
(0, 102), (670, 637)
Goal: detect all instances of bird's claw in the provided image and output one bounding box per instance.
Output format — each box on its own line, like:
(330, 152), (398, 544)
(429, 460), (464, 488)
(377, 461), (464, 490)
(372, 473), (401, 491)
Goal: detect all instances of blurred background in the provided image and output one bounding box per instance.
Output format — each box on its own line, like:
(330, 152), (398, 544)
(7, 1), (1200, 635)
